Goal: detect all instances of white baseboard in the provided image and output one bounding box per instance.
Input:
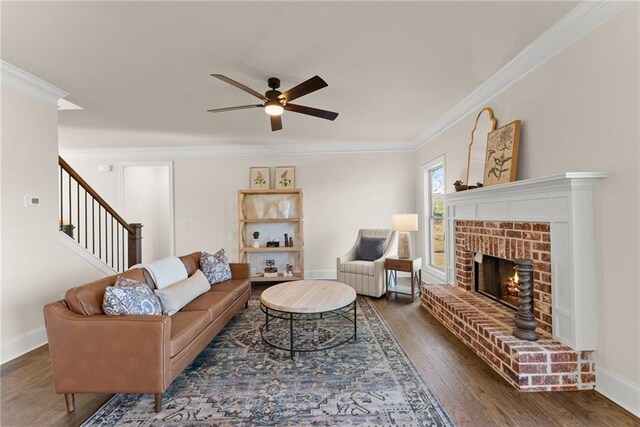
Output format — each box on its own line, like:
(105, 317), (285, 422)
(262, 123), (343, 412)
(596, 365), (640, 417)
(0, 326), (47, 365)
(305, 270), (335, 280)
(58, 232), (116, 276)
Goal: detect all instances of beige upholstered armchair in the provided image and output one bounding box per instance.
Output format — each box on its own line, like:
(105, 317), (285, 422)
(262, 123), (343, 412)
(337, 229), (398, 297)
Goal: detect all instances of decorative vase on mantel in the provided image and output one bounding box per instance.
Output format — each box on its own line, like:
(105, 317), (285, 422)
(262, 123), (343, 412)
(278, 197), (291, 219)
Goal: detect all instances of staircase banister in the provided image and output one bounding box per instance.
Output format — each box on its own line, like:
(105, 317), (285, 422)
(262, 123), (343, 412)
(58, 156), (134, 234)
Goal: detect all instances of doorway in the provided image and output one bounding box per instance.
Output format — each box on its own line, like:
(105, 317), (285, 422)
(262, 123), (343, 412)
(120, 162), (174, 263)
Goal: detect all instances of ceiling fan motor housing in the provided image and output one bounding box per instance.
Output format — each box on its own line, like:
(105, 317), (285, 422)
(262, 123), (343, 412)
(267, 77), (281, 89)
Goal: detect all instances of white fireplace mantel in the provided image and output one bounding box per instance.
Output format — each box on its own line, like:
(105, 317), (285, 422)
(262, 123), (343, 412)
(442, 173), (608, 350)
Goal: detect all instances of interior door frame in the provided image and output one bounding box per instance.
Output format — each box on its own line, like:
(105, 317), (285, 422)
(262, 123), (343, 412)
(119, 161), (176, 258)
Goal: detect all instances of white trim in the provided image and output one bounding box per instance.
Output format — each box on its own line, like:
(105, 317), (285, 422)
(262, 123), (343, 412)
(0, 60), (68, 107)
(596, 365), (640, 417)
(413, 1), (632, 148)
(58, 232), (117, 276)
(119, 161), (176, 260)
(304, 269), (335, 280)
(421, 156), (447, 282)
(0, 326), (47, 365)
(59, 140), (415, 159)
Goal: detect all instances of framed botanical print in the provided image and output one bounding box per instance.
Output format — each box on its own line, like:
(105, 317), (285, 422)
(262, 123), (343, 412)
(249, 167), (270, 189)
(275, 166), (295, 189)
(483, 120), (521, 187)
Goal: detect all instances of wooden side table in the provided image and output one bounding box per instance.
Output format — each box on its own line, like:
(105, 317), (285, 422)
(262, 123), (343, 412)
(385, 256), (422, 302)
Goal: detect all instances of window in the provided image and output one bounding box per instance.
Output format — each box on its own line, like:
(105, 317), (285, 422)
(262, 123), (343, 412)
(423, 157), (446, 275)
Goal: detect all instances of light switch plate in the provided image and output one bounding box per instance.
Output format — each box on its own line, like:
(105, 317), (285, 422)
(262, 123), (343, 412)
(24, 195), (40, 207)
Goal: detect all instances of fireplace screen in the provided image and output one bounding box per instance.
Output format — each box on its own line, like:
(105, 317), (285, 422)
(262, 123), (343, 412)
(474, 254), (520, 310)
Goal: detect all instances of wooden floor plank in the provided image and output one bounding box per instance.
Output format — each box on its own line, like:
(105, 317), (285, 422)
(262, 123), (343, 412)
(1, 289), (637, 426)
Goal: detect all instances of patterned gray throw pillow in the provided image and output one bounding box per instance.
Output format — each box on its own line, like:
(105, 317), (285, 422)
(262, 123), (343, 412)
(102, 276), (163, 316)
(200, 249), (232, 285)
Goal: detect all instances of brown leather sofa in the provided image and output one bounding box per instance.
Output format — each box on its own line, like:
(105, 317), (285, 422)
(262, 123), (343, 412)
(43, 252), (251, 413)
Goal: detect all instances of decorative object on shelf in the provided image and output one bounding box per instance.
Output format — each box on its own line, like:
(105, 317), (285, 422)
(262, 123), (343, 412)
(252, 240), (260, 248)
(253, 231), (260, 239)
(483, 120), (521, 187)
(512, 259), (539, 341)
(59, 220), (75, 238)
(267, 203), (278, 219)
(264, 259), (278, 277)
(286, 264), (294, 277)
(275, 166), (295, 189)
(249, 167), (270, 189)
(278, 197), (291, 218)
(453, 180), (468, 192)
(466, 107), (497, 190)
(253, 197), (265, 219)
(266, 237), (280, 248)
(392, 214), (418, 259)
(288, 236), (293, 247)
(284, 233), (289, 247)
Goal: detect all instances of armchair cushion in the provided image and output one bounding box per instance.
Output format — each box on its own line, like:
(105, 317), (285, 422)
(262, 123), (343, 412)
(356, 237), (386, 261)
(339, 260), (375, 276)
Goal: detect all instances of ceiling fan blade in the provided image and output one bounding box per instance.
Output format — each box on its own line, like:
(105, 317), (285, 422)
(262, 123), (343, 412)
(270, 115), (283, 132)
(279, 75), (328, 102)
(284, 103), (338, 121)
(211, 74), (268, 101)
(207, 104), (262, 113)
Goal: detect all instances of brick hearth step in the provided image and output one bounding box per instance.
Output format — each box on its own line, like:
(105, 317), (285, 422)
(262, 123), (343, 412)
(421, 284), (595, 392)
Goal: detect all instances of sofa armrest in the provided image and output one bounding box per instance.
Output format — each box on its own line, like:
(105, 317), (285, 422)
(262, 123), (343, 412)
(230, 263), (250, 279)
(44, 301), (171, 394)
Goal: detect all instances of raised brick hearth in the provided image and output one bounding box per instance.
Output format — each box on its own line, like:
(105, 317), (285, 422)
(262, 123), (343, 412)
(421, 284), (595, 391)
(455, 220), (552, 333)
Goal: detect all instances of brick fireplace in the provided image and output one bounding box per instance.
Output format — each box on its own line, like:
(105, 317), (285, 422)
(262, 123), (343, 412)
(421, 173), (608, 391)
(455, 220), (552, 333)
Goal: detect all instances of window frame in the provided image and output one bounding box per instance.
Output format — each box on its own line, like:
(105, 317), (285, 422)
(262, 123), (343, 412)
(421, 155), (447, 283)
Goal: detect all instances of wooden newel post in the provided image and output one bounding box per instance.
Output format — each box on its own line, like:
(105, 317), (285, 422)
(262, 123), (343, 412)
(127, 223), (143, 268)
(513, 259), (539, 341)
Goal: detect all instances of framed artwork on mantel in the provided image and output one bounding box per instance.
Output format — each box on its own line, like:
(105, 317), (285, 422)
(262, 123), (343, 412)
(275, 166), (295, 189)
(483, 120), (521, 187)
(250, 167), (270, 189)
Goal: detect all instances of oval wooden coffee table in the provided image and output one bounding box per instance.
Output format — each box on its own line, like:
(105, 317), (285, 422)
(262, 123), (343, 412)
(260, 280), (357, 359)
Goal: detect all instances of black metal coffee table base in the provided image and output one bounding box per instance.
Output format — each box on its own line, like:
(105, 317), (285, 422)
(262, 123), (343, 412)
(259, 300), (357, 359)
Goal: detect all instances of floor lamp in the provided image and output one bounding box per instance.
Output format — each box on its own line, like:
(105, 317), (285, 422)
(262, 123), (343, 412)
(392, 214), (418, 258)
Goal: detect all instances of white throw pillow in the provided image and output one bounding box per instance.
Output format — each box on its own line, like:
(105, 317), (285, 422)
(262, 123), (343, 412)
(144, 256), (188, 290)
(154, 270), (210, 315)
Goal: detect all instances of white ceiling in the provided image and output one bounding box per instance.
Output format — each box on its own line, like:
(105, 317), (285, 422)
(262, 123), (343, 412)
(1, 1), (577, 149)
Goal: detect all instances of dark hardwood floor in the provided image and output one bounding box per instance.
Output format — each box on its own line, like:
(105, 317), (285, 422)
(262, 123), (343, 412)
(2, 288), (638, 426)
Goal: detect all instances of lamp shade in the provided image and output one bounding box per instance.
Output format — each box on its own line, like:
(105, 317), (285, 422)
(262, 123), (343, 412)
(392, 214), (418, 232)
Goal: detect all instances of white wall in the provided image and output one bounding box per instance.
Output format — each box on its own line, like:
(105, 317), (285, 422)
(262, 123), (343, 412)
(0, 87), (109, 364)
(414, 5), (639, 411)
(66, 151), (415, 277)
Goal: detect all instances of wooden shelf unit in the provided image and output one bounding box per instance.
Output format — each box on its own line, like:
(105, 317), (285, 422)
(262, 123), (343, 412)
(238, 188), (304, 283)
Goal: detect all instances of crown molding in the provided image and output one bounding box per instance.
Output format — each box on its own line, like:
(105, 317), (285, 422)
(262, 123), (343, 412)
(413, 0), (632, 149)
(59, 140), (416, 159)
(0, 60), (68, 107)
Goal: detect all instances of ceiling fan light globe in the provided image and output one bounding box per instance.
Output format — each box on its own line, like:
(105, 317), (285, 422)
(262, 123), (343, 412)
(264, 104), (284, 116)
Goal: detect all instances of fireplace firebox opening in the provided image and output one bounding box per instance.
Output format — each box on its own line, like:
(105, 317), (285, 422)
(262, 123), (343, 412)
(474, 253), (522, 311)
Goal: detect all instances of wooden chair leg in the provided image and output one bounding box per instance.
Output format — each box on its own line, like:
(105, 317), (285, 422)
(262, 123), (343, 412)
(154, 393), (163, 412)
(245, 301), (249, 309)
(64, 393), (75, 413)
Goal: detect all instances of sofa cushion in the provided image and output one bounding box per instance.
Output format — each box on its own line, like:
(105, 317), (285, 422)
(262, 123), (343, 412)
(154, 270), (211, 316)
(102, 276), (162, 316)
(356, 237), (386, 261)
(179, 252), (201, 277)
(65, 268), (150, 315)
(200, 249), (232, 284)
(208, 278), (251, 296)
(181, 290), (238, 322)
(170, 310), (210, 357)
(339, 260), (375, 276)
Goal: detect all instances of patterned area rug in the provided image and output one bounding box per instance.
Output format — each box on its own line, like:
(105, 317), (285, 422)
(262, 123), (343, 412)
(83, 297), (453, 426)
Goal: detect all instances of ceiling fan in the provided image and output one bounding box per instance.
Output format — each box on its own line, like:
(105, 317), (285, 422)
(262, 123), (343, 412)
(207, 74), (338, 132)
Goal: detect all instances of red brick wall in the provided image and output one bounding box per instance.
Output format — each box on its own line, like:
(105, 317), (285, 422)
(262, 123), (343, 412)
(455, 220), (552, 333)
